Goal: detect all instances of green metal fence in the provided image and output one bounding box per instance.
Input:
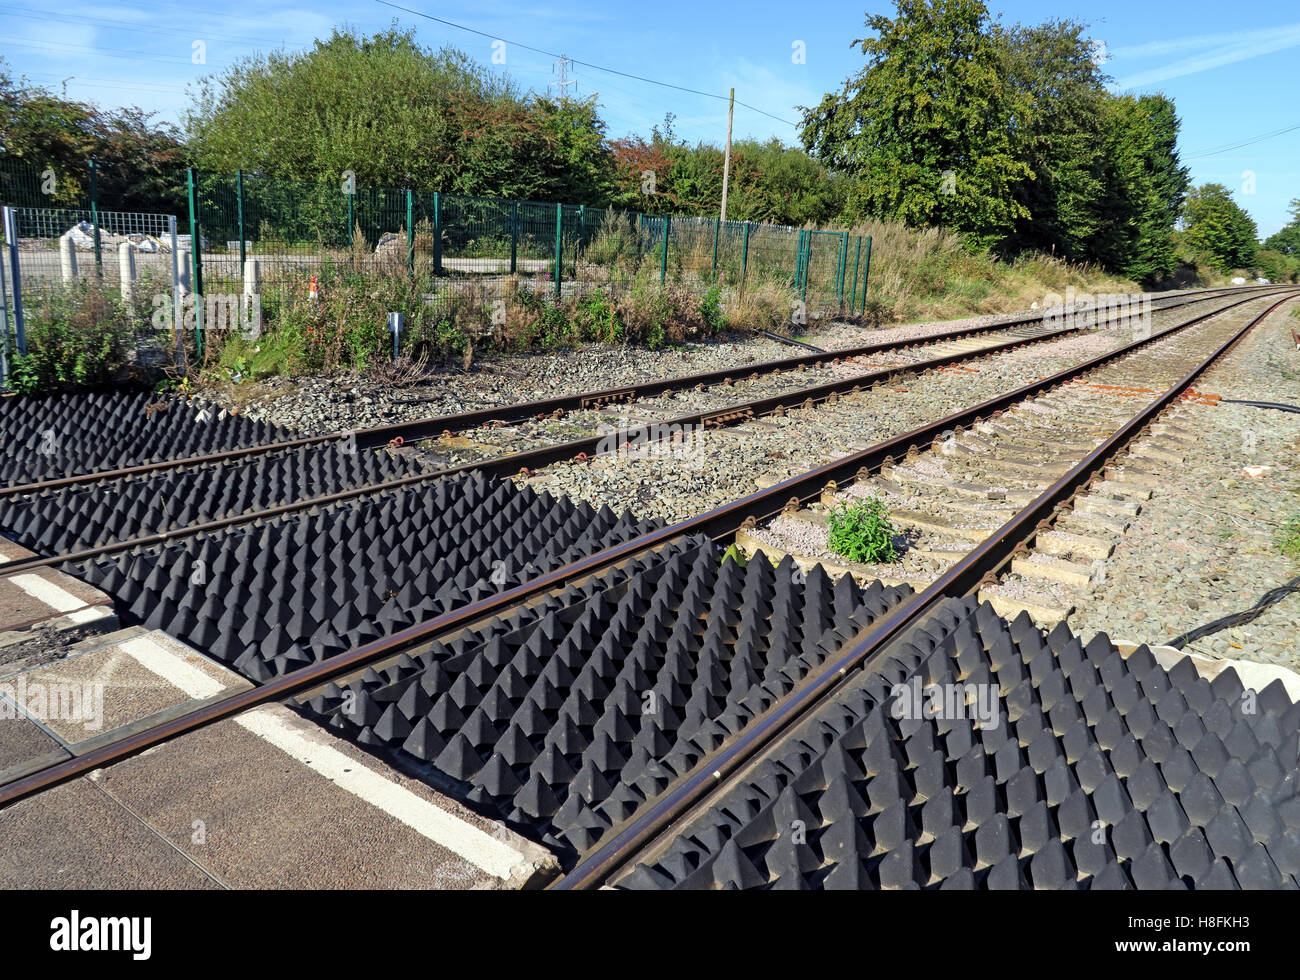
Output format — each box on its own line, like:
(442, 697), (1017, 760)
(173, 168), (872, 315)
(0, 156), (877, 367)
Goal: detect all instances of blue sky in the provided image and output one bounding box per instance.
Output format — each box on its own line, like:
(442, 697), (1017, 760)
(2, 0), (1296, 236)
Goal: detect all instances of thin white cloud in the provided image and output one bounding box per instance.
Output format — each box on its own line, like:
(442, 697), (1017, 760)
(1109, 22), (1300, 59)
(1114, 23), (1300, 88)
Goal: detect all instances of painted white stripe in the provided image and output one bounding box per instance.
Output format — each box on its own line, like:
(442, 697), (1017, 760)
(236, 708), (526, 880)
(121, 636), (226, 699)
(122, 632), (525, 880)
(10, 573), (97, 613)
(64, 607), (111, 625)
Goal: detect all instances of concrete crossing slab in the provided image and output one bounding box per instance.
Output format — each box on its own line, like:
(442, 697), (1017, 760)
(0, 628), (557, 890)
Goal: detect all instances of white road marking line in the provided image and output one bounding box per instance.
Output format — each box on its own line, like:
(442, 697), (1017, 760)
(236, 708), (527, 880)
(10, 573), (110, 624)
(121, 636), (227, 699)
(63, 607), (111, 625)
(122, 632), (526, 880)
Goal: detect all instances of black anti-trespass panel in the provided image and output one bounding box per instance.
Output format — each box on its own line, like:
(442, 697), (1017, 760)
(617, 599), (1300, 889)
(303, 544), (913, 864)
(68, 472), (659, 682)
(0, 442), (425, 556)
(0, 390), (293, 485)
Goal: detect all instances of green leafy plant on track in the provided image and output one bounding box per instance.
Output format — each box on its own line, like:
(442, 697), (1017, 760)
(1278, 515), (1300, 561)
(720, 543), (749, 568)
(827, 496), (900, 564)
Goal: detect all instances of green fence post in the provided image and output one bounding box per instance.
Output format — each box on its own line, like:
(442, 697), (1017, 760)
(510, 200), (518, 274)
(186, 167), (204, 357)
(799, 231), (809, 302)
(554, 203), (563, 299)
(432, 192), (441, 276)
(836, 231), (848, 309)
(406, 189), (415, 277)
(849, 237), (861, 312)
(740, 222), (751, 293)
(711, 218), (721, 283)
(862, 235), (873, 303)
(236, 170), (247, 274)
(88, 160), (102, 274)
(659, 215), (670, 286)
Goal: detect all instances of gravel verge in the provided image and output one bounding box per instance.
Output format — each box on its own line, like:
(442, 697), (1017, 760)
(1065, 297), (1300, 670)
(512, 298), (1241, 525)
(200, 288), (1238, 436)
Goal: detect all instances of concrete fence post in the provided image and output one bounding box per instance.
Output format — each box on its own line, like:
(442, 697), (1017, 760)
(59, 234), (78, 281)
(169, 215), (185, 372)
(118, 242), (136, 305)
(243, 258), (260, 297)
(178, 250), (192, 294)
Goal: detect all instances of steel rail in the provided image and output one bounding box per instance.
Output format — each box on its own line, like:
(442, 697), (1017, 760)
(0, 293), (1197, 579)
(0, 285), (1268, 499)
(348, 286), (1262, 446)
(0, 289), (1283, 808)
(552, 291), (1300, 889)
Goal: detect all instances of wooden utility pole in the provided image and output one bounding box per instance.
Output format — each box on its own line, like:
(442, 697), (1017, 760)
(720, 87), (735, 223)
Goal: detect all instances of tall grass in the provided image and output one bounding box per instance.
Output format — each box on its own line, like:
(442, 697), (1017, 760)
(841, 219), (1138, 324)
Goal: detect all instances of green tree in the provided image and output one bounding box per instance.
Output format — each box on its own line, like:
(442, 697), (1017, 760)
(0, 60), (96, 205)
(1181, 182), (1258, 271)
(1253, 248), (1300, 283)
(0, 58), (186, 211)
(532, 95), (616, 204)
(994, 20), (1109, 261)
(186, 26), (611, 204)
(1262, 198), (1300, 256)
(1090, 94), (1189, 281)
(726, 139), (848, 225)
(800, 0), (1031, 248)
(93, 107), (187, 213)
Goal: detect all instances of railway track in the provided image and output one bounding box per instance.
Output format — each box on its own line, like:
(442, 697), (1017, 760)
(554, 290), (1300, 888)
(0, 285), (1266, 498)
(0, 286), (1278, 580)
(2, 287), (1297, 892)
(739, 304), (1283, 622)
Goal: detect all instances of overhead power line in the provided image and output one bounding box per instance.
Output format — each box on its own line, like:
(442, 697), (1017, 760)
(372, 0), (800, 127)
(0, 3), (285, 47)
(1184, 121), (1300, 159)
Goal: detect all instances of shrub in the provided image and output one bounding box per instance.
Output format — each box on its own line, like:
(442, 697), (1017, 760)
(583, 210), (641, 270)
(722, 276), (795, 333)
(572, 289), (624, 344)
(9, 280), (140, 394)
(700, 284), (724, 334)
(1278, 515), (1300, 561)
(827, 496), (899, 564)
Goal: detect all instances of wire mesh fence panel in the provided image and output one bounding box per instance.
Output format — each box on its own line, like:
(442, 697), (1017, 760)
(438, 193), (517, 275)
(8, 207), (178, 293)
(2, 165), (877, 379)
(571, 207), (652, 301)
(0, 203), (191, 388)
(181, 171), (869, 314)
(0, 157), (90, 210)
(800, 230), (848, 315)
(744, 222), (801, 288)
(196, 172), (362, 292)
